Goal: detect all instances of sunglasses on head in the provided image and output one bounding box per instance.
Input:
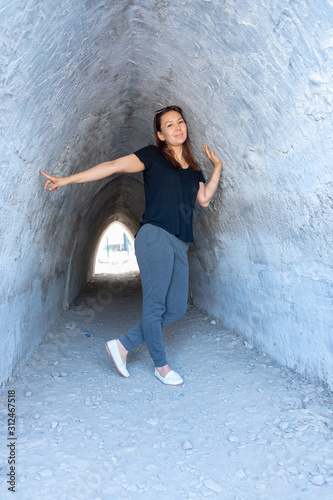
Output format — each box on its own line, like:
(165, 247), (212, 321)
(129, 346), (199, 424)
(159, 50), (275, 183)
(154, 105), (183, 115)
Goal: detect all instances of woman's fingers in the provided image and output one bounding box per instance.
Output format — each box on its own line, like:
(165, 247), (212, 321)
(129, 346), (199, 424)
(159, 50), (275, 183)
(40, 170), (53, 189)
(40, 170), (54, 182)
(203, 144), (222, 167)
(203, 144), (215, 160)
(40, 170), (59, 192)
(203, 144), (210, 156)
(203, 143), (215, 154)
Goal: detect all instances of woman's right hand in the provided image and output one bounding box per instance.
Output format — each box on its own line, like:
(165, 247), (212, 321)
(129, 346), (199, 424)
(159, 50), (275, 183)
(40, 154), (145, 193)
(40, 170), (69, 193)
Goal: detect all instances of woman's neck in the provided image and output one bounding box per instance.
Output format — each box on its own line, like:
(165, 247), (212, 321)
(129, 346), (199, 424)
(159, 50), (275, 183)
(166, 144), (188, 169)
(169, 145), (184, 162)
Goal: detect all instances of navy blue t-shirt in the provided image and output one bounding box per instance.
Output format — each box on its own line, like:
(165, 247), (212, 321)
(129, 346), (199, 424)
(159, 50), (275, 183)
(134, 145), (205, 242)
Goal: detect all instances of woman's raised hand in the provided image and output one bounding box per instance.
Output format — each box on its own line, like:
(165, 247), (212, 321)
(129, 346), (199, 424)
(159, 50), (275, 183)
(203, 144), (222, 168)
(40, 170), (69, 193)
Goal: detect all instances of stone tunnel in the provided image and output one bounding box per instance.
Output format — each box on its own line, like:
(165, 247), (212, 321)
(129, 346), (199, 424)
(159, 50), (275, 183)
(1, 0), (332, 389)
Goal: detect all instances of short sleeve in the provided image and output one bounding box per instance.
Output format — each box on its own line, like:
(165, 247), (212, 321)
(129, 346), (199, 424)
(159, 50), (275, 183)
(134, 145), (158, 170)
(199, 170), (206, 184)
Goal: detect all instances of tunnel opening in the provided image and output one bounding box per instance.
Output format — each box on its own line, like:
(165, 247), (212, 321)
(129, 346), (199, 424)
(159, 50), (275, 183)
(94, 221), (139, 276)
(63, 174), (145, 314)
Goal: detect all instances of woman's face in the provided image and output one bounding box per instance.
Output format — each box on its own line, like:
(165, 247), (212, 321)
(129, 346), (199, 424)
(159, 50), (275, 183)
(157, 111), (187, 148)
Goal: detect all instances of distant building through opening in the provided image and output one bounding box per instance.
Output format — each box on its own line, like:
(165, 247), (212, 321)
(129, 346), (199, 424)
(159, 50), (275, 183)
(94, 221), (139, 275)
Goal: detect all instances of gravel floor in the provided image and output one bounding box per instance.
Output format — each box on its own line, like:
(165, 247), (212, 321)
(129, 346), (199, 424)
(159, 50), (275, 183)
(1, 271), (333, 500)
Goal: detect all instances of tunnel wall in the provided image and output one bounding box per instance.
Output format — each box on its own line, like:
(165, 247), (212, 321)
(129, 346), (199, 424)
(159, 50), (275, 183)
(1, 0), (332, 388)
(179, 1), (333, 386)
(125, 0), (333, 387)
(0, 0), (136, 385)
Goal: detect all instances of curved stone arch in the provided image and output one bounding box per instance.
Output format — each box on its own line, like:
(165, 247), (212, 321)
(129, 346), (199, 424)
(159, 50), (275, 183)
(93, 219), (137, 275)
(1, 0), (333, 389)
(63, 174), (145, 308)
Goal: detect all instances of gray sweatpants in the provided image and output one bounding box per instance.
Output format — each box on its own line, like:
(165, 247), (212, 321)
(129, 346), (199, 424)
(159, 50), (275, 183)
(119, 224), (189, 367)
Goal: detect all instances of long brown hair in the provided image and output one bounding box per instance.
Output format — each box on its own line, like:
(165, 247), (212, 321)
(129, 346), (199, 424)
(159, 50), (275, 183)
(153, 105), (200, 172)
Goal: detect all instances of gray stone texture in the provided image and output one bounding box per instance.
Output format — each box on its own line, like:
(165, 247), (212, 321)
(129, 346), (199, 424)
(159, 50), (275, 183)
(1, 0), (332, 387)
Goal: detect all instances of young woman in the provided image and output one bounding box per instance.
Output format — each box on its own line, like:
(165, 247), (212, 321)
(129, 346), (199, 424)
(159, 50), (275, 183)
(41, 105), (222, 386)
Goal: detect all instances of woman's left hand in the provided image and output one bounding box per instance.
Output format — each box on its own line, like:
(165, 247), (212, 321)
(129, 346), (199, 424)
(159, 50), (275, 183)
(203, 144), (222, 168)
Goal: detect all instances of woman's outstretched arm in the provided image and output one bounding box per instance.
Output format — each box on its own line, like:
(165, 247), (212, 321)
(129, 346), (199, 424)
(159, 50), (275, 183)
(40, 154), (145, 193)
(196, 144), (223, 207)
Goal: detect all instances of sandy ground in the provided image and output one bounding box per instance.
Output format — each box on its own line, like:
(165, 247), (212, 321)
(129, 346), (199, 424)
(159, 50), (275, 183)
(1, 270), (333, 500)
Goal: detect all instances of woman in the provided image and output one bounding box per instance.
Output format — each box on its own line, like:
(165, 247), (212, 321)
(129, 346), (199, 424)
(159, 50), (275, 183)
(41, 105), (222, 386)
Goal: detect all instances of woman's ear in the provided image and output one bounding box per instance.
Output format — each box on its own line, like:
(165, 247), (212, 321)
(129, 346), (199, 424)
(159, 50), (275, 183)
(157, 131), (165, 142)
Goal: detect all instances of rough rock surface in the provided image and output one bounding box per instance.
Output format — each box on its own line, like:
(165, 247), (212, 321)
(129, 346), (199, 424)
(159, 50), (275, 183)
(1, 0), (332, 391)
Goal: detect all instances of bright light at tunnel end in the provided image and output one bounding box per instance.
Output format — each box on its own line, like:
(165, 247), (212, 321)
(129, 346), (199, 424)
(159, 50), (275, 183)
(94, 222), (139, 275)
